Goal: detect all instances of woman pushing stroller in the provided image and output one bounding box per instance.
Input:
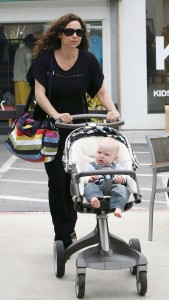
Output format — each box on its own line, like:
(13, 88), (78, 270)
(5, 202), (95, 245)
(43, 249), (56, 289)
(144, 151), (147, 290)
(29, 13), (119, 248)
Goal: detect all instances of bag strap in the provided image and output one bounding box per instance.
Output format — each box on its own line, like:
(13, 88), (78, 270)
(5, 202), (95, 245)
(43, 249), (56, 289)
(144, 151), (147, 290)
(24, 50), (54, 113)
(47, 52), (54, 101)
(23, 88), (35, 113)
(18, 114), (41, 136)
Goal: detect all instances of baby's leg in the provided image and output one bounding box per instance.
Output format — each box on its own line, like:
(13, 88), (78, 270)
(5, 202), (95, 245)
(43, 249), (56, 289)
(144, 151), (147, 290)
(90, 197), (100, 208)
(84, 183), (103, 208)
(110, 184), (130, 218)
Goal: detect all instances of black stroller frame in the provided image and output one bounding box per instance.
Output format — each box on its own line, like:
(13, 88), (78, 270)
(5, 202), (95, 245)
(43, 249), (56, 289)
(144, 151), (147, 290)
(53, 114), (148, 298)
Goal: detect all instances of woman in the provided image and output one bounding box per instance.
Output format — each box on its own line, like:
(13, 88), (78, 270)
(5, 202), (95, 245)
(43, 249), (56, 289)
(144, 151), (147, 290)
(30, 13), (120, 248)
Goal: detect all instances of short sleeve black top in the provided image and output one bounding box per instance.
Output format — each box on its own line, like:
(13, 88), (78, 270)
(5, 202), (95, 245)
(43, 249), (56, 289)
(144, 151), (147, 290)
(31, 49), (104, 120)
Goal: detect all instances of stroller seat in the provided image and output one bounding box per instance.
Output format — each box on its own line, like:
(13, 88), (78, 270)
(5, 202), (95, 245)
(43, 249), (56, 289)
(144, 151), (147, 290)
(53, 123), (148, 298)
(68, 135), (140, 213)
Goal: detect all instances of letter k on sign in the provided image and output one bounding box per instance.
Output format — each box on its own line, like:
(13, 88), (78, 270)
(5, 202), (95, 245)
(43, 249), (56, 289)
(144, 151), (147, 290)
(156, 36), (169, 70)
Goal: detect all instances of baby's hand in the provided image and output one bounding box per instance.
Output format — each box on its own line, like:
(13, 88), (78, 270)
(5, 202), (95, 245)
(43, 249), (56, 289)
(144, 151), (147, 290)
(113, 176), (125, 184)
(88, 175), (99, 183)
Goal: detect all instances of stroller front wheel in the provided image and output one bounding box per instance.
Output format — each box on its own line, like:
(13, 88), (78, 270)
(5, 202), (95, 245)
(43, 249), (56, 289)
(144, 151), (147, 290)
(136, 271), (147, 296)
(129, 238), (141, 275)
(53, 240), (65, 278)
(75, 273), (86, 298)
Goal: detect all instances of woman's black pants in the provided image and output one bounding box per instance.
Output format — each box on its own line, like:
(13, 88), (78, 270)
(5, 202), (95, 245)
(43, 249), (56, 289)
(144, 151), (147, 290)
(45, 138), (77, 248)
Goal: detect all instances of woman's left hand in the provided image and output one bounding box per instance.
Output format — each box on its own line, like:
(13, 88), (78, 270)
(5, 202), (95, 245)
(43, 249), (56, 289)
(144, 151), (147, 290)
(107, 111), (120, 122)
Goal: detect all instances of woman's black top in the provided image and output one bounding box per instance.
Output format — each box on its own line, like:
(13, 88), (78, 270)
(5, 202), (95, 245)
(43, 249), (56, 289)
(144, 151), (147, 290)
(31, 49), (104, 121)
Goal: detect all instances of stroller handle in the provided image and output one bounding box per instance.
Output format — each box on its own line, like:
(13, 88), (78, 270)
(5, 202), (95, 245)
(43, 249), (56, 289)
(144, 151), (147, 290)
(55, 114), (124, 129)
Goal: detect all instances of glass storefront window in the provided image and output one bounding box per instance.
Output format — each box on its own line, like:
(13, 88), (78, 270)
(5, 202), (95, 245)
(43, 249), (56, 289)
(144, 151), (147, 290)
(0, 21), (102, 110)
(86, 21), (102, 68)
(86, 21), (103, 112)
(0, 23), (45, 110)
(146, 0), (169, 113)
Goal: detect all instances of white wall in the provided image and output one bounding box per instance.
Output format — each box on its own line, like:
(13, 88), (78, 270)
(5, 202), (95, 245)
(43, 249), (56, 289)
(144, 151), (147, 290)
(0, 0), (107, 23)
(118, 0), (165, 129)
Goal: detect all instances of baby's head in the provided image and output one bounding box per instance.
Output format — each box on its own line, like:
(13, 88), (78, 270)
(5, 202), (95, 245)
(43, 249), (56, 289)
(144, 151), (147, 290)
(95, 137), (119, 165)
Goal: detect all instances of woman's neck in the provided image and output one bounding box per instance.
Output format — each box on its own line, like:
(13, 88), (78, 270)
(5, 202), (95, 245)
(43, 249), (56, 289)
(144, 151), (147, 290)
(54, 48), (79, 71)
(56, 47), (78, 59)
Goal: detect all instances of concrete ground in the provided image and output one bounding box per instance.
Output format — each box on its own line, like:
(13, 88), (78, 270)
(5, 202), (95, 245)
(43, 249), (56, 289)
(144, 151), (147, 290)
(0, 129), (168, 300)
(0, 209), (169, 300)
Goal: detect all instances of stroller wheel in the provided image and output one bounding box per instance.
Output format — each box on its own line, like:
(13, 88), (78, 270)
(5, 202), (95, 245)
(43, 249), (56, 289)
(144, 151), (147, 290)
(75, 273), (85, 298)
(136, 271), (147, 296)
(53, 240), (65, 278)
(129, 238), (141, 275)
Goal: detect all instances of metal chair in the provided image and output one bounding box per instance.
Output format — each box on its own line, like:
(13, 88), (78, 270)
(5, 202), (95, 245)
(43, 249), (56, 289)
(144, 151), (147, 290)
(145, 134), (169, 241)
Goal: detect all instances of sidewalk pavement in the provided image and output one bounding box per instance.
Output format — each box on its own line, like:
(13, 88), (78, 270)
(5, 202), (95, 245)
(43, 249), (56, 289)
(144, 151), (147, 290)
(0, 129), (168, 300)
(0, 209), (169, 300)
(120, 129), (165, 144)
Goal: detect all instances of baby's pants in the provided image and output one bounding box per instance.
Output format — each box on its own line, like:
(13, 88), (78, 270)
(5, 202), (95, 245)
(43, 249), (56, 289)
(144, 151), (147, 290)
(84, 182), (130, 210)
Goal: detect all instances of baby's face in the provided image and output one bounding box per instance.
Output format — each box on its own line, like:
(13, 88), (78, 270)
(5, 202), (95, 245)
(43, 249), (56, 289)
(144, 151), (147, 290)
(95, 144), (116, 165)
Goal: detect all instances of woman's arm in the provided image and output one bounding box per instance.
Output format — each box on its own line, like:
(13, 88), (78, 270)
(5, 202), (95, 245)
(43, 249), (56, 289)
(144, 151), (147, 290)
(34, 79), (72, 123)
(96, 83), (120, 121)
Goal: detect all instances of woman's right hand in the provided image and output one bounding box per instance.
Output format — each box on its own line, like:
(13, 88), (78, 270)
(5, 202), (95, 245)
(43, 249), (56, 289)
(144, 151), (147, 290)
(57, 113), (73, 124)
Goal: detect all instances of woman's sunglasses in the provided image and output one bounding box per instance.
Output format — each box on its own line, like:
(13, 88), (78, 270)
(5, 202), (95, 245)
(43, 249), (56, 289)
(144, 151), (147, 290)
(62, 28), (84, 37)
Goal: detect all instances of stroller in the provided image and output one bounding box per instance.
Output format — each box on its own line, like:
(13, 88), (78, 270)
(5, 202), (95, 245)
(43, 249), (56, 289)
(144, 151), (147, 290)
(53, 114), (148, 298)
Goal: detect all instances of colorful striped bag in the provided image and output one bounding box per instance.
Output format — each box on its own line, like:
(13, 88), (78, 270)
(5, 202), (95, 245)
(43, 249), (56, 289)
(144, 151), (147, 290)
(5, 113), (59, 163)
(5, 51), (59, 163)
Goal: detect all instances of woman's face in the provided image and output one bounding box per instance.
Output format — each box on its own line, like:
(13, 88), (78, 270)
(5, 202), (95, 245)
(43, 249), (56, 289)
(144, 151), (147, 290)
(60, 20), (83, 48)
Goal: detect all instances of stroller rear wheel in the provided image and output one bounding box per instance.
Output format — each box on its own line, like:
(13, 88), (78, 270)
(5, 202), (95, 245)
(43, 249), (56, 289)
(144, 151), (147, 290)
(53, 240), (65, 278)
(129, 238), (141, 275)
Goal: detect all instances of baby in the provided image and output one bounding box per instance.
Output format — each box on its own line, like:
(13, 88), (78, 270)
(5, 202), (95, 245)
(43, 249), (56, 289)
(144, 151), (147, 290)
(84, 137), (130, 217)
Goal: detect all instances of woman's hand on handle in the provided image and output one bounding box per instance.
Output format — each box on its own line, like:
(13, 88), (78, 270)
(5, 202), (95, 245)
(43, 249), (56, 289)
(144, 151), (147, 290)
(57, 113), (73, 124)
(107, 110), (120, 122)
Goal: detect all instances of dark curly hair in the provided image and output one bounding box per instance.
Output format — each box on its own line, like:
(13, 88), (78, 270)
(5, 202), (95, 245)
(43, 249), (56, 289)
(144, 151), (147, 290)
(32, 13), (89, 58)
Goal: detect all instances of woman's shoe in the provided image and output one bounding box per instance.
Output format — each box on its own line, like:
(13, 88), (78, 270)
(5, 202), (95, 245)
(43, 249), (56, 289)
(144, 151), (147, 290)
(70, 231), (77, 244)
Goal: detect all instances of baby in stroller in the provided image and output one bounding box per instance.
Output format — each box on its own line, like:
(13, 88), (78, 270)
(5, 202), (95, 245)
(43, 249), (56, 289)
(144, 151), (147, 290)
(83, 137), (130, 217)
(64, 123), (140, 215)
(54, 117), (147, 298)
